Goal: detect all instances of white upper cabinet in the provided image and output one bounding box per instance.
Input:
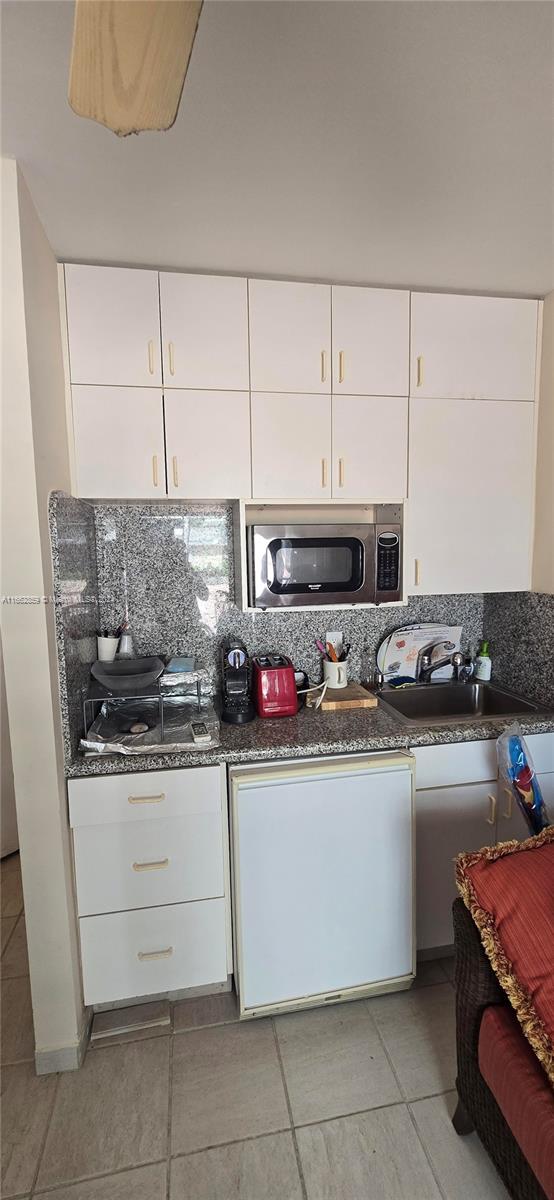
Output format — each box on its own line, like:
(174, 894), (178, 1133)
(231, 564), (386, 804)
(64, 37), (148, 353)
(251, 393), (332, 498)
(331, 395), (408, 499)
(65, 265), (162, 386)
(332, 287), (410, 395)
(72, 387), (165, 499)
(248, 279), (331, 393)
(411, 293), (538, 401)
(408, 397), (535, 595)
(159, 273), (249, 390)
(165, 390), (251, 499)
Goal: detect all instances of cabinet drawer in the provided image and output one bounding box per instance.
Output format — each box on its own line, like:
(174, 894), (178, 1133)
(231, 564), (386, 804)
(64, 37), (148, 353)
(73, 813), (224, 916)
(79, 899), (227, 1005)
(413, 741), (497, 790)
(68, 765), (223, 827)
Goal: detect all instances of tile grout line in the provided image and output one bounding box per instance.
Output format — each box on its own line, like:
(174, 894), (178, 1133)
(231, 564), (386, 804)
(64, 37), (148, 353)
(363, 1000), (448, 1198)
(1, 912), (22, 960)
(28, 1070), (61, 1199)
(166, 1020), (175, 1199)
(271, 1017), (308, 1200)
(405, 1101), (448, 1200)
(30, 1158), (168, 1197)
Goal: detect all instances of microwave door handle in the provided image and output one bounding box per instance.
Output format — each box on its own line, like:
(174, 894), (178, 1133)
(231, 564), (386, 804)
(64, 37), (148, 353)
(265, 549), (275, 588)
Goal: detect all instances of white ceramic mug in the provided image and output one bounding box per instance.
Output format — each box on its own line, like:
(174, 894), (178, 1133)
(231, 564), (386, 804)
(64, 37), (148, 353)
(97, 635), (119, 662)
(323, 659), (347, 689)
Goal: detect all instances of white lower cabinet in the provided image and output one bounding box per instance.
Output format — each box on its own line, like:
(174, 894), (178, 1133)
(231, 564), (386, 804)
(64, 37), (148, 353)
(68, 765), (230, 1006)
(80, 900), (227, 1006)
(413, 732), (554, 951)
(164, 390), (251, 499)
(72, 386), (165, 499)
(251, 392), (332, 498)
(331, 394), (408, 499)
(415, 782), (496, 951)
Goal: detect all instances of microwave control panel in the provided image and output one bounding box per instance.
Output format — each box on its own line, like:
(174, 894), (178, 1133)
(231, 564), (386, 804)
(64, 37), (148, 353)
(375, 528), (401, 603)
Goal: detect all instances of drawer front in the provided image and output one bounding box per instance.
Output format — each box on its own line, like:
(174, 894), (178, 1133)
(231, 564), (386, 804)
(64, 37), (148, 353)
(80, 899), (227, 1005)
(413, 740), (497, 790)
(73, 813), (224, 916)
(69, 765), (223, 827)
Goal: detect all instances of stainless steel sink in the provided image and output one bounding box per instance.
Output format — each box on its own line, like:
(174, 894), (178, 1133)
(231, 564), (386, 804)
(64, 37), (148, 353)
(377, 682), (540, 726)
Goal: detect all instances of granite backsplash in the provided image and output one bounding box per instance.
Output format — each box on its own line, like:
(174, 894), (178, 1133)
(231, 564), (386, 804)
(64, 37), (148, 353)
(49, 494), (554, 765)
(484, 591), (554, 708)
(92, 500), (485, 687)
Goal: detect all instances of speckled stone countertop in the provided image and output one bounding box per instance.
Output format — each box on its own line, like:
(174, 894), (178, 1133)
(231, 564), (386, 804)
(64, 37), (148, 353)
(66, 702), (554, 779)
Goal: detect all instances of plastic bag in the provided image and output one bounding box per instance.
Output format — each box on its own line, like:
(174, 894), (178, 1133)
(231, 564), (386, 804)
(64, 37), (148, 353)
(497, 723), (550, 836)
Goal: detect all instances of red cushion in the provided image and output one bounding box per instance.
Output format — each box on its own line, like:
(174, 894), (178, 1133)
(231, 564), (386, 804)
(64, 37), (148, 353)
(457, 828), (554, 1084)
(479, 1005), (554, 1200)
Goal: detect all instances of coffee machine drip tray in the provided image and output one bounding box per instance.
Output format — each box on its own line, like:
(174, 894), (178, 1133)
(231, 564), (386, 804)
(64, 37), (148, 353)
(80, 697), (220, 756)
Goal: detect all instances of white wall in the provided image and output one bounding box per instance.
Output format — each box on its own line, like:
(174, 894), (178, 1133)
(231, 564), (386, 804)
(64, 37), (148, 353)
(1, 633), (18, 857)
(533, 292), (554, 593)
(1, 159), (85, 1071)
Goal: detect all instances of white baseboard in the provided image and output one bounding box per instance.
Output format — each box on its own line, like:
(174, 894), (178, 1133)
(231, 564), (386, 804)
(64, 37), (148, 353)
(35, 1007), (92, 1075)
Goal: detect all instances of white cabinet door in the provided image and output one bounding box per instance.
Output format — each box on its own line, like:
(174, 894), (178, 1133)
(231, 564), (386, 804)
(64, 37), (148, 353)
(496, 773), (554, 844)
(165, 390), (251, 499)
(249, 279), (331, 393)
(251, 392), (331, 499)
(64, 265), (162, 386)
(72, 386), (165, 499)
(332, 287), (409, 395)
(332, 394), (408, 499)
(159, 273), (249, 390)
(411, 293), (538, 401)
(408, 398), (535, 594)
(416, 782), (496, 951)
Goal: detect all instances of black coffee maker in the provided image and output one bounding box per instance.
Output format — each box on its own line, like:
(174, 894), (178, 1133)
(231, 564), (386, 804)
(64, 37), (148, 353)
(220, 638), (255, 724)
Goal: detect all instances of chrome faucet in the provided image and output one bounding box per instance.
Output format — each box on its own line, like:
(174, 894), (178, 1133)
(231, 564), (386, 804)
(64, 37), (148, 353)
(416, 640), (458, 683)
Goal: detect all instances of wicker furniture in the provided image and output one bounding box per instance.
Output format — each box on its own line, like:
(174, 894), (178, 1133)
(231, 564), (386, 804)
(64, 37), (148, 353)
(452, 897), (549, 1200)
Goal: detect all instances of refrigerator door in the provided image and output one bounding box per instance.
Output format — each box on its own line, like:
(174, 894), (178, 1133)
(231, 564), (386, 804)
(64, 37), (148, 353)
(231, 753), (414, 1015)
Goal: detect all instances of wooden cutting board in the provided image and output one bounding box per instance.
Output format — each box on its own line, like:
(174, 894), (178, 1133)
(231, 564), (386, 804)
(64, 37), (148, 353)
(318, 683), (378, 711)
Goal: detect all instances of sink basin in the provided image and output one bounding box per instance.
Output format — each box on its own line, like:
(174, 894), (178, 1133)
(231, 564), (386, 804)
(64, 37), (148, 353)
(378, 682), (540, 726)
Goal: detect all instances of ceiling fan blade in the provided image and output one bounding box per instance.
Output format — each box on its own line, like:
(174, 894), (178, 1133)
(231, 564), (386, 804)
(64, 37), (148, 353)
(68, 0), (203, 137)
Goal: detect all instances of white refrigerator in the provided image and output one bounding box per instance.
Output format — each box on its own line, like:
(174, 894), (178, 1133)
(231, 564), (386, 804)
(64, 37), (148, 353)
(230, 752), (414, 1017)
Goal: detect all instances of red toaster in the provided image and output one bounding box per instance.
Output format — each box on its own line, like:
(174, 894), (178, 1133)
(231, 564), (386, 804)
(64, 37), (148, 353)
(252, 654), (298, 718)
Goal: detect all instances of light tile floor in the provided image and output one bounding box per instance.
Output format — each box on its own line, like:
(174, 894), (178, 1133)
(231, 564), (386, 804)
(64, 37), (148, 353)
(1, 852), (509, 1199)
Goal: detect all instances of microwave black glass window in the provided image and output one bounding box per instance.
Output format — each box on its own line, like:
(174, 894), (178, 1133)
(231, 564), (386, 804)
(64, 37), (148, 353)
(266, 537), (365, 595)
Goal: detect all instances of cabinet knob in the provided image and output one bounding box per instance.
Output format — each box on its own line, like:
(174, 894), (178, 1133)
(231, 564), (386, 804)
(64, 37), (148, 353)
(148, 340), (155, 375)
(172, 455), (179, 488)
(338, 350), (345, 384)
(321, 458), (328, 488)
(338, 457), (345, 488)
(486, 793), (497, 826)
(502, 788), (513, 820)
(414, 558), (421, 587)
(168, 341), (175, 376)
(127, 792), (165, 805)
(152, 454), (159, 487)
(320, 350), (327, 383)
(416, 355), (424, 388)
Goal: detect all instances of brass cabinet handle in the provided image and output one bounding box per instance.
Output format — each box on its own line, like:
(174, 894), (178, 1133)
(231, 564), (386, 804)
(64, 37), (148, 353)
(321, 458), (328, 488)
(132, 858), (169, 873)
(127, 793), (165, 805)
(172, 455), (179, 488)
(502, 788), (513, 820)
(320, 350), (326, 383)
(168, 342), (175, 376)
(148, 340), (154, 375)
(152, 455), (159, 487)
(338, 457), (345, 488)
(137, 947), (173, 961)
(338, 350), (345, 384)
(486, 793), (497, 826)
(414, 558), (421, 586)
(416, 355), (424, 387)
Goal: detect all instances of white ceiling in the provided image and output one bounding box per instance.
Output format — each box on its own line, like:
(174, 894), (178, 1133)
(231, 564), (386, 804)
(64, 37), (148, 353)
(2, 0), (553, 296)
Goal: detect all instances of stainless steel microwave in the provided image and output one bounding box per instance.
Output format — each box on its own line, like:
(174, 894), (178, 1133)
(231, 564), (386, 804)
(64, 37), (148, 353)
(247, 510), (402, 609)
